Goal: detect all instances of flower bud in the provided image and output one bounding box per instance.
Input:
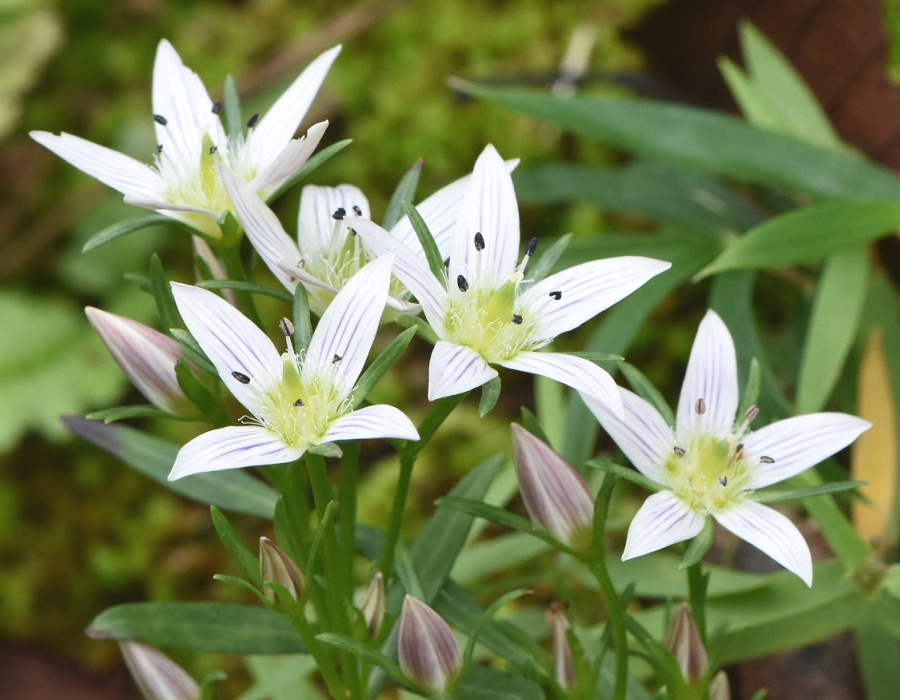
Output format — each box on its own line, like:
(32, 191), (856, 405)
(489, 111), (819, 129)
(398, 595), (462, 692)
(709, 670), (731, 700)
(511, 424), (594, 548)
(550, 603), (576, 691)
(259, 536), (305, 602)
(665, 603), (708, 683)
(120, 641), (200, 700)
(86, 307), (187, 414)
(360, 572), (385, 637)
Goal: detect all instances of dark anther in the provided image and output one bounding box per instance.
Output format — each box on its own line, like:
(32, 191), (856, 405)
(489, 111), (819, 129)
(246, 113), (260, 128)
(719, 476), (728, 486)
(745, 405), (759, 422)
(674, 446), (686, 457)
(209, 145), (217, 154)
(525, 237), (538, 256)
(511, 314), (523, 325)
(153, 114), (168, 126)
(211, 100), (223, 115)
(294, 398), (304, 407)
(332, 354), (342, 364)
(332, 207), (346, 220)
(157, 144), (164, 153)
(279, 318), (294, 336)
(474, 232), (485, 251)
(759, 455), (775, 464)
(549, 290), (562, 300)
(231, 371), (251, 384)
(457, 275), (469, 292)
(352, 205), (363, 216)
(696, 398), (706, 415)
(348, 227), (357, 236)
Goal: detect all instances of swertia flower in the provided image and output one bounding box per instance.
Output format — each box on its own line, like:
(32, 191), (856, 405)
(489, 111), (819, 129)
(168, 255), (418, 480)
(584, 310), (870, 585)
(352, 144), (670, 406)
(32, 40), (339, 239)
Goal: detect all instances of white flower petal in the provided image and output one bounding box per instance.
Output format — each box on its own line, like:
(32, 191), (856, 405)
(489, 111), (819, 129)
(582, 388), (674, 484)
(622, 491), (705, 560)
(220, 164), (301, 292)
(321, 404), (419, 443)
(30, 131), (165, 201)
(500, 351), (623, 416)
(714, 500), (813, 586)
(520, 256), (670, 339)
(169, 425), (304, 480)
(428, 341), (498, 400)
(743, 413), (871, 489)
(298, 181), (370, 256)
(449, 145), (520, 287)
(676, 310), (739, 440)
(389, 158), (520, 257)
(245, 45), (341, 171)
(152, 39), (225, 168)
(303, 255), (392, 396)
(170, 282), (283, 414)
(251, 121), (328, 195)
(352, 217), (448, 331)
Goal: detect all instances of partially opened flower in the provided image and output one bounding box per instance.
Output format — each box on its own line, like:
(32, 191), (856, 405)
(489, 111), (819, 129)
(584, 310), (870, 585)
(352, 144), (670, 408)
(168, 255), (418, 480)
(32, 40), (339, 239)
(220, 158), (516, 317)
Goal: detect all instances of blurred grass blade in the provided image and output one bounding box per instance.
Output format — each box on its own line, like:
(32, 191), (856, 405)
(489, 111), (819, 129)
(796, 248), (868, 413)
(719, 57), (786, 134)
(64, 417), (277, 518)
(82, 215), (171, 253)
(851, 328), (897, 541)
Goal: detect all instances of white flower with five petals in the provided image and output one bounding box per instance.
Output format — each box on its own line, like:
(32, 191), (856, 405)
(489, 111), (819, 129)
(168, 255), (418, 480)
(584, 310), (870, 585)
(31, 40), (339, 239)
(352, 144), (670, 408)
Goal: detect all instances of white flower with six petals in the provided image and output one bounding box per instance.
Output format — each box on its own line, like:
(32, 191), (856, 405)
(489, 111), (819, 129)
(584, 310), (870, 585)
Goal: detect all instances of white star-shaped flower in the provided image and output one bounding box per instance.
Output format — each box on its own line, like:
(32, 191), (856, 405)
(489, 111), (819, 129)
(584, 310), (870, 585)
(31, 39), (339, 239)
(351, 144), (670, 409)
(168, 255), (418, 480)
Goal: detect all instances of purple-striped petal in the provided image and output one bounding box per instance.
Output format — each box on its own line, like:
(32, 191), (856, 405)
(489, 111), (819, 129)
(519, 256), (670, 339)
(120, 642), (200, 700)
(303, 255), (392, 396)
(428, 341), (497, 400)
(30, 131), (165, 201)
(714, 500), (813, 586)
(623, 491), (705, 560)
(582, 388), (674, 485)
(245, 45), (341, 171)
(321, 404), (419, 443)
(676, 310), (739, 440)
(170, 283), (283, 414)
(298, 181), (370, 256)
(448, 145), (520, 288)
(169, 425), (305, 480)
(251, 121), (328, 195)
(743, 413), (871, 489)
(500, 351), (623, 417)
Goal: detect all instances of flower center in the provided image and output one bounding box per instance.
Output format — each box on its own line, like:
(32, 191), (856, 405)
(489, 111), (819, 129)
(665, 435), (752, 514)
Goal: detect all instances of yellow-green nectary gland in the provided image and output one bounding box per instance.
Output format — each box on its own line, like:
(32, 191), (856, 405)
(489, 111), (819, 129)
(665, 436), (752, 514)
(444, 277), (537, 362)
(251, 354), (348, 448)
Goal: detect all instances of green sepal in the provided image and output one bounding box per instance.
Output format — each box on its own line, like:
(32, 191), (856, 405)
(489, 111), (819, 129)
(269, 139), (353, 201)
(217, 210), (242, 249)
(223, 74), (243, 139)
(292, 283), (313, 350)
(352, 326), (417, 409)
(82, 214), (171, 253)
(680, 516), (715, 569)
(170, 328), (217, 376)
(308, 442), (342, 458)
(737, 357), (761, 420)
(174, 360), (228, 426)
(478, 376), (501, 416)
(402, 200), (446, 281)
(149, 254), (182, 333)
(395, 314), (439, 344)
(383, 159), (423, 230)
(211, 506), (262, 587)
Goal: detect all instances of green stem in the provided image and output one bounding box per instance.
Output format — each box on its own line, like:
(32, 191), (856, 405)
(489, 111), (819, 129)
(219, 242), (262, 326)
(339, 442), (360, 585)
(686, 563), (707, 646)
(288, 609), (346, 699)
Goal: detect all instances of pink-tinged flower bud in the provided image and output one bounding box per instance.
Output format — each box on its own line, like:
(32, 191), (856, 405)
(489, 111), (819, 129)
(86, 307), (187, 414)
(360, 572), (385, 637)
(398, 595), (462, 692)
(665, 604), (708, 683)
(511, 424), (594, 548)
(259, 536), (305, 602)
(120, 641), (200, 700)
(709, 670), (731, 700)
(550, 603), (576, 691)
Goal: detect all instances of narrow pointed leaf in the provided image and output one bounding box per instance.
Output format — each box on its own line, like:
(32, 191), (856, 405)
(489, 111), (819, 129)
(402, 200), (445, 280)
(526, 233), (572, 284)
(196, 280), (293, 303)
(82, 215), (172, 253)
(223, 74), (243, 139)
(586, 459), (662, 493)
(352, 326), (416, 409)
(679, 517), (715, 569)
(383, 161), (423, 230)
(211, 506), (262, 587)
(461, 589), (531, 669)
(617, 361), (675, 427)
(169, 329), (217, 376)
(174, 360), (229, 426)
(86, 405), (182, 423)
(150, 255), (182, 333)
(268, 139), (352, 201)
(316, 634), (408, 686)
(755, 480), (867, 504)
(291, 283), (313, 349)
(478, 376), (501, 416)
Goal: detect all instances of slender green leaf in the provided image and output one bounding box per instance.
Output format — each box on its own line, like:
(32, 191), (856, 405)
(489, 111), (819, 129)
(305, 501), (335, 579)
(213, 574), (268, 604)
(383, 159), (423, 230)
(719, 57), (786, 134)
(292, 283), (313, 350)
(479, 376), (501, 416)
(565, 351), (624, 364)
(150, 254), (182, 333)
(395, 313), (439, 344)
(679, 517), (714, 569)
(736, 358), (761, 421)
(196, 280), (292, 303)
(352, 326), (416, 409)
(269, 139), (353, 201)
(82, 214), (172, 253)
(456, 665), (545, 700)
(526, 233), (573, 283)
(617, 361), (675, 426)
(462, 589), (531, 669)
(87, 602), (305, 653)
(223, 74), (243, 139)
(63, 417), (278, 518)
(85, 404), (183, 423)
(175, 360), (228, 426)
(402, 200), (445, 280)
(169, 329), (217, 376)
(755, 480), (867, 504)
(437, 496), (544, 540)
(211, 506), (262, 587)
(856, 621), (900, 700)
(701, 201), (900, 276)
(394, 543), (426, 601)
(586, 459), (661, 493)
(316, 634), (409, 687)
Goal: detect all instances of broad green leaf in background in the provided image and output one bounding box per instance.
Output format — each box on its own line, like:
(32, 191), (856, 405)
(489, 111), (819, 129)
(455, 665), (545, 700)
(238, 655), (323, 700)
(87, 602), (305, 654)
(64, 417), (278, 518)
(856, 620), (900, 700)
(796, 248), (869, 413)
